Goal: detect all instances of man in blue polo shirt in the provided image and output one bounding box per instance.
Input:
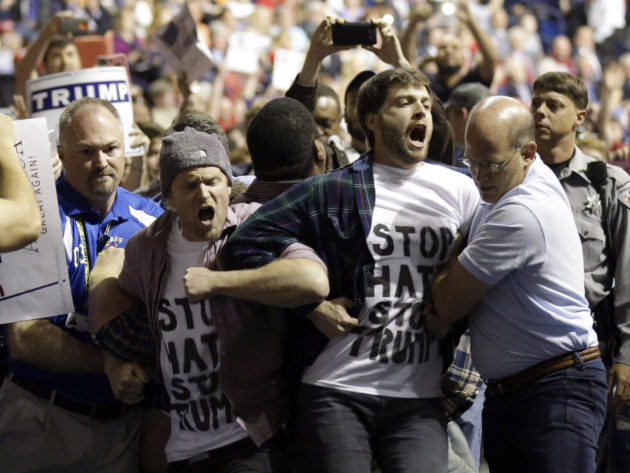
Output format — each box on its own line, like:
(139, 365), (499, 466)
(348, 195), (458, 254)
(0, 97), (163, 473)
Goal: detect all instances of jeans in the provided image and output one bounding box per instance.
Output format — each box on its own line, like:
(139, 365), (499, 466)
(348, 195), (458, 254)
(296, 383), (448, 473)
(167, 433), (288, 473)
(483, 358), (608, 473)
(456, 383), (485, 469)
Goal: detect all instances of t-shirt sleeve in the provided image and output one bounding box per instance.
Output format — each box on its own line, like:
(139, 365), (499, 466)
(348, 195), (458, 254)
(118, 234), (144, 300)
(460, 178), (481, 236)
(458, 201), (546, 285)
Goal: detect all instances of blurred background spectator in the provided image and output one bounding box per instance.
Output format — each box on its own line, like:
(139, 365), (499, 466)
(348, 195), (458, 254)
(0, 0), (629, 179)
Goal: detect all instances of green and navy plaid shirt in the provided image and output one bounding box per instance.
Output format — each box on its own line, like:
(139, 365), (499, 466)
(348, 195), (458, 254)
(221, 152), (483, 417)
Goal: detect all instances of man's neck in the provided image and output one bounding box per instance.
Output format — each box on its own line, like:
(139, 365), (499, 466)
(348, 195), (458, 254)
(537, 136), (575, 165)
(89, 193), (117, 218)
(373, 147), (422, 170)
(351, 136), (367, 154)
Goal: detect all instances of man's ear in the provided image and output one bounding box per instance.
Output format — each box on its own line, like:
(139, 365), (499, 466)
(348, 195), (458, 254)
(365, 112), (379, 132)
(313, 138), (326, 164)
(57, 144), (65, 164)
(522, 140), (537, 167)
(574, 108), (587, 130)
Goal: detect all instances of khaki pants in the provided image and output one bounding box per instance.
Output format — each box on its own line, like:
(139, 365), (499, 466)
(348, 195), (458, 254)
(0, 378), (142, 473)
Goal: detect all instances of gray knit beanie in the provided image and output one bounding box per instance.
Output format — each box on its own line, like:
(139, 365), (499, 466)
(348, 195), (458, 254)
(159, 127), (233, 196)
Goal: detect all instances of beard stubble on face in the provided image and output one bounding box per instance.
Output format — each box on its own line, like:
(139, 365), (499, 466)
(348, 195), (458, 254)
(89, 170), (118, 196)
(380, 116), (423, 167)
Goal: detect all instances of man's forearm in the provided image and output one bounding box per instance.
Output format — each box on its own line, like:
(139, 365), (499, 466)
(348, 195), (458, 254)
(432, 259), (491, 323)
(466, 15), (498, 79)
(7, 319), (104, 374)
(186, 258), (329, 308)
(15, 23), (57, 98)
(0, 119), (41, 251)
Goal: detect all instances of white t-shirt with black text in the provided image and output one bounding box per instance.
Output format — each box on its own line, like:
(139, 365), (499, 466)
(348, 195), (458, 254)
(302, 162), (480, 398)
(160, 217), (247, 462)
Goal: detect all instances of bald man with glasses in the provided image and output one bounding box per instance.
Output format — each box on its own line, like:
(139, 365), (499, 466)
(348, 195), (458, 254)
(428, 96), (607, 473)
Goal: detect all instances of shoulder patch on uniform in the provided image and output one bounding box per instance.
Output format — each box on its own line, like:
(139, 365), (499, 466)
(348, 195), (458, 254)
(621, 189), (630, 209)
(128, 206), (157, 227)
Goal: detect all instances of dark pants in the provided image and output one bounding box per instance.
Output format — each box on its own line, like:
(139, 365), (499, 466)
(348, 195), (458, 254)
(483, 359), (608, 473)
(296, 383), (447, 473)
(167, 434), (287, 473)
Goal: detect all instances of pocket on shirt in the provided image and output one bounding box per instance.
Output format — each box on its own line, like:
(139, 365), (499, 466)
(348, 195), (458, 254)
(574, 213), (606, 273)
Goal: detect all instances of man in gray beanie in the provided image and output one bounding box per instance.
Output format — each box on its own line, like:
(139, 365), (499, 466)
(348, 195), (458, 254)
(159, 126), (233, 196)
(87, 121), (329, 472)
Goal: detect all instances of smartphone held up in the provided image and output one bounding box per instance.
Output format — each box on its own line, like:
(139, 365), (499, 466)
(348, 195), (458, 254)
(60, 17), (90, 34)
(331, 22), (377, 46)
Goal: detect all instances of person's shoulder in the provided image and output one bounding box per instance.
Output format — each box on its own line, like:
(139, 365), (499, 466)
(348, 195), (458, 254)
(606, 161), (630, 187)
(425, 161), (471, 177)
(230, 201), (263, 224)
(607, 164), (630, 210)
(425, 161), (475, 187)
(116, 186), (165, 226)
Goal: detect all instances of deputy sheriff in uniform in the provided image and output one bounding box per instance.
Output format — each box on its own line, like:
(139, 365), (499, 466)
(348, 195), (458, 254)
(531, 71), (630, 471)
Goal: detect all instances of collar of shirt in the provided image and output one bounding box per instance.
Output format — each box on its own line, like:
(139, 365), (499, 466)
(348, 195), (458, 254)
(243, 179), (301, 204)
(556, 145), (591, 182)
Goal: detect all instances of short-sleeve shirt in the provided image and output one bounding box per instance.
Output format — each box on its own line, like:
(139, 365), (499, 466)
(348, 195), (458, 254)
(459, 156), (598, 379)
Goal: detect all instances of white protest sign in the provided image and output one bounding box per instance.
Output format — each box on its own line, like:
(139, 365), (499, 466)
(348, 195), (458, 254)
(271, 48), (305, 91)
(0, 117), (73, 324)
(26, 66), (143, 156)
(224, 31), (271, 74)
(151, 4), (214, 82)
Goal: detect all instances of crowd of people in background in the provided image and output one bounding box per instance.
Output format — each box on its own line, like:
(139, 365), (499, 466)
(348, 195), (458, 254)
(0, 0), (629, 176)
(0, 1), (630, 473)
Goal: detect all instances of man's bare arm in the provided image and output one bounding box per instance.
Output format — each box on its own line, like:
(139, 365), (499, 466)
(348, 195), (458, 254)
(456, 0), (498, 81)
(15, 12), (74, 98)
(88, 247), (139, 332)
(184, 258), (329, 308)
(7, 319), (104, 373)
(307, 297), (358, 338)
(0, 115), (41, 251)
(432, 259), (492, 323)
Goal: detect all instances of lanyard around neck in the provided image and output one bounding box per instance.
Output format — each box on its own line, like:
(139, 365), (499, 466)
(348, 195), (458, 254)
(75, 217), (112, 293)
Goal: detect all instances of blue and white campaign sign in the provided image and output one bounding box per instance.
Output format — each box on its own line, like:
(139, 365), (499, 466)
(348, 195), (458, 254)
(0, 118), (73, 324)
(26, 66), (142, 156)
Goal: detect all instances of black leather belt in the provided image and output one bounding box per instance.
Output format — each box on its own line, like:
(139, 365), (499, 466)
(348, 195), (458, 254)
(169, 437), (254, 467)
(8, 373), (128, 420)
(486, 347), (601, 396)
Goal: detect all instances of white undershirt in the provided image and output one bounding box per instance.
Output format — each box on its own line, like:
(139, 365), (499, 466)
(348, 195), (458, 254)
(160, 217), (247, 462)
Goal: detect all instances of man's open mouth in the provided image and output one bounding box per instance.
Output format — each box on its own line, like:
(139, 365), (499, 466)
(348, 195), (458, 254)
(409, 125), (427, 148)
(198, 206), (215, 223)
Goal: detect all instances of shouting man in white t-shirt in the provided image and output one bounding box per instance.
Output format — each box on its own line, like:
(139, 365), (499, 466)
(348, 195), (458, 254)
(220, 67), (480, 473)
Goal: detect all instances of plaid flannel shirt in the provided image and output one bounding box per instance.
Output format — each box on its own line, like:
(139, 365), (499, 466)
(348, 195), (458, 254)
(221, 152), (484, 416)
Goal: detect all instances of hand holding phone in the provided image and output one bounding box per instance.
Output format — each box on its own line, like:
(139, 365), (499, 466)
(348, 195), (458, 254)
(59, 17), (89, 34)
(331, 22), (377, 46)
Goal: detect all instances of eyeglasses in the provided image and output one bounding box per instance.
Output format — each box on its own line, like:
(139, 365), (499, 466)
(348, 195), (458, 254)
(462, 146), (521, 172)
